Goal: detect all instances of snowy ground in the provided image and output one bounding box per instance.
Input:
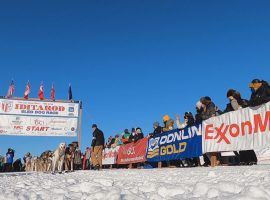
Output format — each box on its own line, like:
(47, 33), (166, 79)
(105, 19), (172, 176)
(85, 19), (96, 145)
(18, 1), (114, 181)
(1, 165), (270, 200)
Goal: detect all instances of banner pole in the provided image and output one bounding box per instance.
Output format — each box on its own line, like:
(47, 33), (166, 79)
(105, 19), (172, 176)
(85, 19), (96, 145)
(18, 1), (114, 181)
(78, 101), (83, 150)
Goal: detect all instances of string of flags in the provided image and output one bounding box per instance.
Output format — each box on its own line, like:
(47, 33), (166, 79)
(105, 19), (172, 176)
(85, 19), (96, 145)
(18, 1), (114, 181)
(5, 80), (73, 101)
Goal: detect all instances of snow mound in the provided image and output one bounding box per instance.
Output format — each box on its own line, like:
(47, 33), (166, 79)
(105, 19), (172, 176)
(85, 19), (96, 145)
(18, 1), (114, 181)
(0, 165), (270, 199)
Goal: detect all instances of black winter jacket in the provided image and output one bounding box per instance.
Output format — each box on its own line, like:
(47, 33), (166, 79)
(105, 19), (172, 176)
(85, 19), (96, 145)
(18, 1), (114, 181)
(249, 82), (270, 107)
(129, 133), (144, 143)
(201, 102), (216, 120)
(224, 99), (249, 113)
(91, 128), (105, 147)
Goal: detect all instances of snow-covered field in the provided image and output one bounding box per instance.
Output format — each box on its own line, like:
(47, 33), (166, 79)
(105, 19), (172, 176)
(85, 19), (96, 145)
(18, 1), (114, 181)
(1, 165), (270, 200)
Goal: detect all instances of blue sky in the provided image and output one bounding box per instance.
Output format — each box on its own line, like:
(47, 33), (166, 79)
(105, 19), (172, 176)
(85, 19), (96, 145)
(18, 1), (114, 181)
(0, 0), (269, 159)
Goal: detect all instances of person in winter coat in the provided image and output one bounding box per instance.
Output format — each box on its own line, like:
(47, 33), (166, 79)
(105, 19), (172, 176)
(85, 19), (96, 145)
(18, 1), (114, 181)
(149, 122), (163, 137)
(105, 136), (114, 148)
(122, 129), (131, 144)
(74, 147), (82, 170)
(13, 158), (22, 172)
(199, 97), (221, 166)
(176, 112), (195, 129)
(195, 101), (204, 123)
(91, 124), (105, 170)
(4, 148), (14, 172)
(249, 79), (270, 107)
(223, 89), (257, 165)
(0, 155), (4, 172)
(129, 127), (144, 143)
(199, 96), (216, 120)
(162, 115), (175, 132)
(224, 89), (249, 113)
(85, 147), (91, 170)
(111, 135), (123, 147)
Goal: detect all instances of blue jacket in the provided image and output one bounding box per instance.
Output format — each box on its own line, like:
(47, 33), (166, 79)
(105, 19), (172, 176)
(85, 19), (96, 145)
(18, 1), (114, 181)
(6, 152), (14, 164)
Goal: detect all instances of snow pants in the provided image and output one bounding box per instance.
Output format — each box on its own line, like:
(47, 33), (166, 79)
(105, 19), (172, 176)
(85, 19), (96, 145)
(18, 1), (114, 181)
(91, 146), (103, 167)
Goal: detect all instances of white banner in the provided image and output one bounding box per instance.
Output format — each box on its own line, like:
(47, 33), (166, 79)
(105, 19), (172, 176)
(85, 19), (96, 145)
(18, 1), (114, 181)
(0, 99), (79, 117)
(0, 98), (80, 137)
(203, 102), (270, 153)
(102, 147), (120, 165)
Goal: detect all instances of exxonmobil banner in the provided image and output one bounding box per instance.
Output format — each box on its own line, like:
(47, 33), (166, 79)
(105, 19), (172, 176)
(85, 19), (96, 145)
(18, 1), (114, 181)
(146, 125), (202, 162)
(203, 102), (270, 153)
(117, 137), (148, 164)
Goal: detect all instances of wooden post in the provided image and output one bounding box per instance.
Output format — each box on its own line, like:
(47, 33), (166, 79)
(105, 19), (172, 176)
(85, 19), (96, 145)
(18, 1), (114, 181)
(78, 102), (83, 150)
(158, 162), (162, 168)
(210, 153), (217, 167)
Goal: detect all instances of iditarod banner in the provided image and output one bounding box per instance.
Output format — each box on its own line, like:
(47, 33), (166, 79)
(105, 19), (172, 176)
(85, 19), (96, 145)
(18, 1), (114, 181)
(203, 102), (270, 153)
(146, 125), (202, 162)
(102, 146), (120, 165)
(0, 98), (80, 136)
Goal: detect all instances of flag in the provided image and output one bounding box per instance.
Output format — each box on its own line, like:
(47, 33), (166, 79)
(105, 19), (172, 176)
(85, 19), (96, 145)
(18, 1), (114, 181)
(24, 81), (30, 99)
(50, 83), (55, 101)
(6, 80), (15, 98)
(38, 81), (44, 100)
(68, 84), (73, 100)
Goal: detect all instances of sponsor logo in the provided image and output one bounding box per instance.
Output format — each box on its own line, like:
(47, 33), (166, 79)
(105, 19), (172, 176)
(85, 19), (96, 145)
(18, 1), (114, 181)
(69, 107), (74, 112)
(51, 128), (63, 131)
(148, 138), (159, 151)
(204, 111), (270, 144)
(13, 126), (23, 131)
(34, 119), (46, 126)
(1, 101), (13, 113)
(0, 126), (11, 129)
(123, 147), (135, 155)
(0, 129), (7, 133)
(11, 117), (23, 125)
(50, 119), (66, 124)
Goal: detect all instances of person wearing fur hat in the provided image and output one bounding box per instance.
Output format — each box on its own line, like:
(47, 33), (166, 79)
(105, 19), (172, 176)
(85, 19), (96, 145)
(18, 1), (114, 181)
(162, 115), (175, 132)
(149, 122), (163, 137)
(153, 122), (162, 135)
(199, 96), (216, 120)
(224, 89), (249, 113)
(249, 79), (270, 107)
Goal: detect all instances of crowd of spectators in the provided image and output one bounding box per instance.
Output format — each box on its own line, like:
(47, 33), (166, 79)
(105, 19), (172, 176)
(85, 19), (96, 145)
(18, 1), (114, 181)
(1, 79), (269, 172)
(101, 79), (270, 167)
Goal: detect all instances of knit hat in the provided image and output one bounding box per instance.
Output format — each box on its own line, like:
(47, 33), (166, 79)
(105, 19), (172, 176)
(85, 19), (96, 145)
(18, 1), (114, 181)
(249, 79), (262, 88)
(200, 96), (212, 105)
(153, 121), (159, 127)
(163, 115), (170, 122)
(92, 124), (97, 128)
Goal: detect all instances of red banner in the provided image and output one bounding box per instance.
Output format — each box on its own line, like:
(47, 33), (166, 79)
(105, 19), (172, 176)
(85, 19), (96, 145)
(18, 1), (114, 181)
(117, 137), (148, 164)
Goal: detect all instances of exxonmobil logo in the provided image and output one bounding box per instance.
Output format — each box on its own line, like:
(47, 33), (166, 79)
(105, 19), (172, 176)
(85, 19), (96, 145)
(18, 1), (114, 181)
(204, 111), (270, 144)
